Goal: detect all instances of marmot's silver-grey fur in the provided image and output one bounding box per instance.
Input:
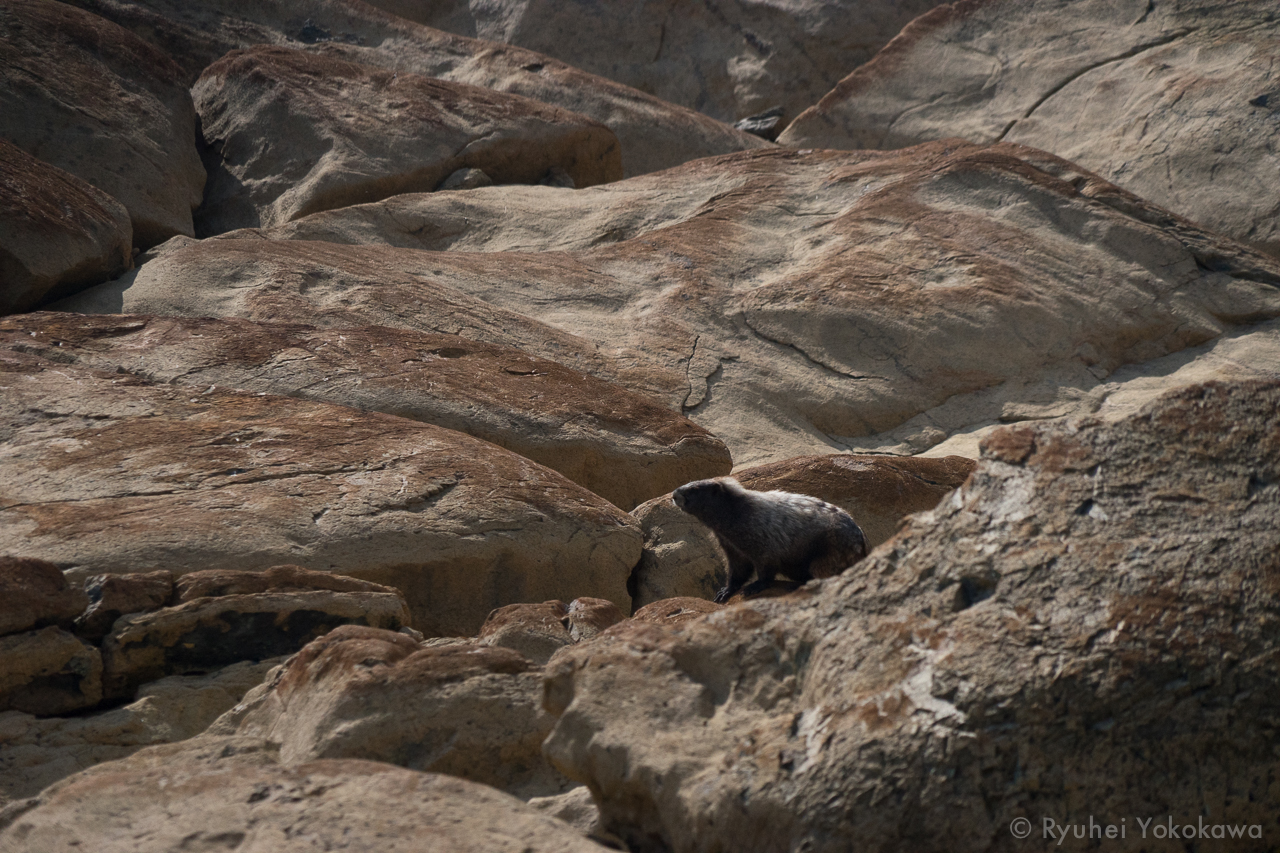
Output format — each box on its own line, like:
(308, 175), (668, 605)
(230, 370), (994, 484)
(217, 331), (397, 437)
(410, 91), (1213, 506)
(672, 476), (868, 603)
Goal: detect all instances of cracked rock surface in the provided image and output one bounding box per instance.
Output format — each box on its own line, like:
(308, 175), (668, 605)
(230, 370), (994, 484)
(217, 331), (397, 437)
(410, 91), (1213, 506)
(543, 379), (1280, 852)
(781, 0), (1280, 256)
(0, 346), (641, 637)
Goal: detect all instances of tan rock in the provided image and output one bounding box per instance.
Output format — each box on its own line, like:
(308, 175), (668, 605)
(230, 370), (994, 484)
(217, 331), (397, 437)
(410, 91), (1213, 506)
(543, 379), (1280, 851)
(220, 625), (575, 799)
(368, 0), (947, 125)
(0, 627), (102, 716)
(0, 350), (642, 637)
(0, 141), (132, 315)
(563, 597), (625, 643)
(0, 657), (281, 810)
(92, 141), (1280, 467)
(780, 0), (1280, 257)
(0, 312), (732, 510)
(63, 0), (769, 178)
(631, 597), (722, 626)
(479, 601), (572, 665)
(0, 0), (204, 247)
(0, 735), (611, 852)
(0, 556), (89, 638)
(173, 564), (397, 603)
(193, 45), (622, 235)
(630, 453), (976, 607)
(101, 590), (411, 699)
(75, 570), (173, 640)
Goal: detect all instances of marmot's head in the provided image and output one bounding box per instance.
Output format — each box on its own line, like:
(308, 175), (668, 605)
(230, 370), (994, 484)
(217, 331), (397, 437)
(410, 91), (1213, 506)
(672, 477), (745, 522)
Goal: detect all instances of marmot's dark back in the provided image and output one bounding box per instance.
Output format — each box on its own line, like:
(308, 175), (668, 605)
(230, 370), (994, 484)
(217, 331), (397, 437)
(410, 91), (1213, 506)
(672, 476), (867, 602)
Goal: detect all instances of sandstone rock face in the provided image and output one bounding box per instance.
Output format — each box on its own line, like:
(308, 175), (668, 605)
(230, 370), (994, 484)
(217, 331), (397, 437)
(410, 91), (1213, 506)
(631, 597), (723, 626)
(478, 601), (574, 665)
(0, 348), (642, 637)
(63, 0), (769, 178)
(780, 0), (1280, 257)
(366, 0), (947, 124)
(0, 0), (204, 247)
(543, 380), (1280, 852)
(630, 453), (977, 608)
(111, 142), (1280, 467)
(221, 625), (575, 799)
(0, 556), (90, 638)
(193, 46), (622, 235)
(0, 628), (102, 716)
(0, 312), (731, 510)
(0, 657), (280, 809)
(173, 564), (395, 602)
(0, 141), (132, 315)
(0, 735), (611, 852)
(101, 590), (410, 699)
(75, 571), (174, 641)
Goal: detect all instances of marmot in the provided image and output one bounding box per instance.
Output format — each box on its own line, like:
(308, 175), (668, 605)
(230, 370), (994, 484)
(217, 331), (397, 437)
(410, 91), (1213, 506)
(672, 476), (868, 603)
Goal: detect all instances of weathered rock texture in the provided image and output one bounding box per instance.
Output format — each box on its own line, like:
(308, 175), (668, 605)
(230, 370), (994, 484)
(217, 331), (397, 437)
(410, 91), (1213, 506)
(0, 348), (642, 636)
(0, 734), (611, 852)
(193, 46), (622, 235)
(631, 453), (975, 607)
(365, 0), (947, 124)
(543, 379), (1280, 852)
(0, 0), (204, 247)
(0, 141), (132, 315)
(780, 0), (1280, 257)
(220, 625), (575, 799)
(62, 0), (770, 178)
(74, 571), (173, 640)
(0, 628), (102, 717)
(0, 312), (731, 510)
(0, 556), (90, 638)
(0, 657), (280, 810)
(84, 142), (1280, 466)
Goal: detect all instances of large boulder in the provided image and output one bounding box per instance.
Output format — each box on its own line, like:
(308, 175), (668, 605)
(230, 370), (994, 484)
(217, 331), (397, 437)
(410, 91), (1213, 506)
(780, 0), (1280, 257)
(364, 0), (948, 124)
(630, 454), (975, 607)
(0, 556), (89, 638)
(0, 0), (204, 247)
(0, 628), (102, 716)
(96, 142), (1280, 467)
(62, 0), (770, 178)
(0, 734), (613, 852)
(0, 141), (132, 315)
(542, 379), (1280, 852)
(218, 625), (575, 798)
(193, 45), (623, 235)
(0, 348), (642, 637)
(0, 312), (731, 510)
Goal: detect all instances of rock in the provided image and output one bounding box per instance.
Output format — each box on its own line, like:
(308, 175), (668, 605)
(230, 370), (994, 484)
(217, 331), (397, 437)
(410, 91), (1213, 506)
(121, 142), (1280, 467)
(0, 556), (90, 638)
(780, 0), (1280, 257)
(219, 625), (576, 799)
(629, 453), (974, 607)
(0, 140), (133, 315)
(101, 589), (411, 699)
(173, 565), (393, 602)
(0, 0), (204, 247)
(735, 106), (786, 141)
(479, 601), (573, 665)
(439, 167), (494, 190)
(62, 0), (770, 178)
(0, 657), (281, 810)
(0, 734), (612, 852)
(366, 0), (948, 125)
(0, 627), (102, 716)
(0, 349), (643, 637)
(631, 597), (723, 626)
(193, 45), (622, 235)
(564, 597), (625, 643)
(542, 379), (1280, 852)
(527, 786), (620, 847)
(0, 312), (732, 510)
(75, 570), (174, 641)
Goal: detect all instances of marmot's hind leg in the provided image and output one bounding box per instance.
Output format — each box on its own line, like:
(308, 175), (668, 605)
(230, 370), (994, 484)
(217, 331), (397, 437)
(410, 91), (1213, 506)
(807, 528), (868, 579)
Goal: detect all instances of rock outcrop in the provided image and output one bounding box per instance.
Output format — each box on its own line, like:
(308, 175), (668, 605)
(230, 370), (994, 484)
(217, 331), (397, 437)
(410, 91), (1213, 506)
(0, 348), (642, 637)
(0, 0), (204, 247)
(193, 45), (623, 235)
(0, 312), (731, 509)
(543, 379), (1280, 852)
(0, 141), (132, 315)
(780, 0), (1280, 257)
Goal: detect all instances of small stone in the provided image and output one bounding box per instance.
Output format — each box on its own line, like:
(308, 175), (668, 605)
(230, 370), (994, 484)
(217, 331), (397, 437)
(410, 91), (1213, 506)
(437, 167), (493, 191)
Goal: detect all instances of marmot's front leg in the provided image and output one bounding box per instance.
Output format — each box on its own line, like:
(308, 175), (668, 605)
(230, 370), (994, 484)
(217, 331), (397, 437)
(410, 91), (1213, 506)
(714, 546), (755, 603)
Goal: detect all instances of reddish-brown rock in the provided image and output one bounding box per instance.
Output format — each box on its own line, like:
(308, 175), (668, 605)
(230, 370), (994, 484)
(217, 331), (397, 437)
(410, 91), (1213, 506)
(0, 556), (89, 638)
(0, 0), (204, 247)
(193, 45), (623, 235)
(0, 627), (102, 716)
(0, 141), (132, 315)
(74, 571), (174, 640)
